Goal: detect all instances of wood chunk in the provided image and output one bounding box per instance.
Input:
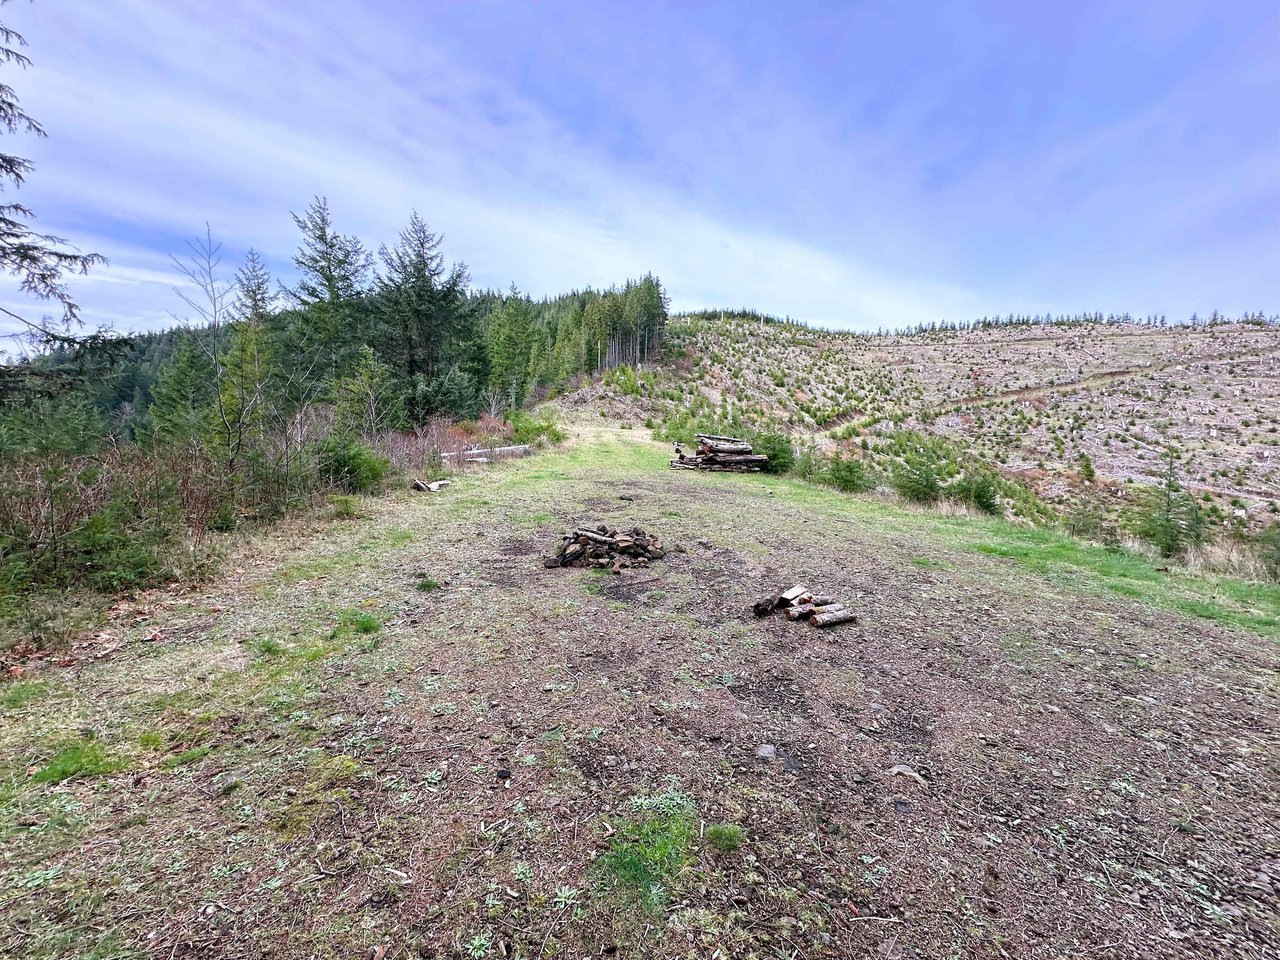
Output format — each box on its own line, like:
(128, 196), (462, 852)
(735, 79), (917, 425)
(785, 603), (819, 621)
(811, 606), (857, 628)
(780, 584), (809, 604)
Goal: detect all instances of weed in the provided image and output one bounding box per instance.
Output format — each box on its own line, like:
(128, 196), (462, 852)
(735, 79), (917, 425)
(461, 931), (493, 958)
(706, 822), (744, 852)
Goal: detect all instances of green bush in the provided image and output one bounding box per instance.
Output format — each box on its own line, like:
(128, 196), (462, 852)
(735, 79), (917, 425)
(891, 456), (942, 504)
(316, 438), (388, 493)
(751, 432), (794, 474)
(825, 453), (875, 493)
(790, 441), (829, 482)
(947, 469), (1001, 514)
(509, 410), (565, 446)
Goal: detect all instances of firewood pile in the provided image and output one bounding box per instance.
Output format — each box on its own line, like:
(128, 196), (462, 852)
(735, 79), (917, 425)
(753, 583), (857, 628)
(670, 434), (769, 473)
(543, 525), (672, 573)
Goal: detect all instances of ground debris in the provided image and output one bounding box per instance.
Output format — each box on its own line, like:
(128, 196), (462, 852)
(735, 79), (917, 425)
(542, 525), (669, 573)
(754, 583), (858, 629)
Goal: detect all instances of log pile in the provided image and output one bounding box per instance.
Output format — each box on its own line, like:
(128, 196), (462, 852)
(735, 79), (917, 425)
(543, 525), (671, 573)
(670, 434), (769, 473)
(753, 583), (857, 629)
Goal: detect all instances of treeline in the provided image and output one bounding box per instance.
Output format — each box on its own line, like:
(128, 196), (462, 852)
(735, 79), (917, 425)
(0, 198), (666, 638)
(670, 308), (1276, 339)
(24, 204), (667, 437)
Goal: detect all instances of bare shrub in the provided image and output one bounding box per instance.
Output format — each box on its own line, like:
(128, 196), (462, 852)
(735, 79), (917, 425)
(1181, 539), (1267, 581)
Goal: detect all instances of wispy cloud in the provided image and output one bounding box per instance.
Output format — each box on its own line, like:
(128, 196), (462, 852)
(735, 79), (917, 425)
(3, 0), (1276, 337)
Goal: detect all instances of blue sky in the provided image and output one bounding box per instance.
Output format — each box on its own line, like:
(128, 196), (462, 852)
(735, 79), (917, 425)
(3, 0), (1277, 335)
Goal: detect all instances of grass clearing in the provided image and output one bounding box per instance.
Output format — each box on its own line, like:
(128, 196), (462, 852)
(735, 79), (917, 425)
(31, 740), (127, 784)
(0, 424), (1275, 959)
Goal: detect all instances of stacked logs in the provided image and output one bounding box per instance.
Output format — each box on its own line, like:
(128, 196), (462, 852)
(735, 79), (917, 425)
(670, 434), (769, 473)
(753, 583), (857, 628)
(543, 525), (670, 574)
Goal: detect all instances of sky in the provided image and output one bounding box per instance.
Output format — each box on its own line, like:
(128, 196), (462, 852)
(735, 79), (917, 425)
(2, 0), (1277, 335)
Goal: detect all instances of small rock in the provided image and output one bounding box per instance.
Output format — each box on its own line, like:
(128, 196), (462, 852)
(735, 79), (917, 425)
(888, 763), (928, 788)
(755, 744), (777, 760)
(619, 494), (634, 501)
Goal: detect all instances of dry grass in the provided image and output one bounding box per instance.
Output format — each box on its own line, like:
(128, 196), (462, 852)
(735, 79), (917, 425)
(1, 425), (1276, 959)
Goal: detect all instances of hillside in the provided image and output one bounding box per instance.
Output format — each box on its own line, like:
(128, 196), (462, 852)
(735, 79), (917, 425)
(2, 425), (1277, 959)
(587, 314), (1280, 528)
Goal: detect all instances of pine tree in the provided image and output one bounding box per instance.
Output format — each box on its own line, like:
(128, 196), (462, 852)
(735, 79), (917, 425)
(0, 10), (111, 402)
(333, 346), (403, 440)
(149, 341), (214, 445)
(285, 197), (372, 376)
(373, 212), (470, 417)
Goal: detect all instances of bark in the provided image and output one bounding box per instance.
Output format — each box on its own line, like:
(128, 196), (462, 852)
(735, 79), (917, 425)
(811, 607), (857, 628)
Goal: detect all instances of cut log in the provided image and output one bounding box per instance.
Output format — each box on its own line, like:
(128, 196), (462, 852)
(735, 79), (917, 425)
(780, 584), (809, 604)
(574, 530), (616, 546)
(700, 453), (768, 464)
(811, 607), (857, 628)
(785, 603), (818, 621)
(442, 443), (531, 460)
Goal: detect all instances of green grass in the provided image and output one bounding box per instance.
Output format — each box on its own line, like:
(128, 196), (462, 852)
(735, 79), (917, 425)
(705, 822), (743, 852)
(337, 609), (382, 634)
(595, 790), (697, 914)
(161, 745), (213, 769)
(964, 527), (1280, 639)
(32, 740), (127, 784)
(1, 679), (48, 711)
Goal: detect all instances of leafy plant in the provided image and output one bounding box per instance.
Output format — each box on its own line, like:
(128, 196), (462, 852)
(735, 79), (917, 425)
(892, 456), (942, 504)
(825, 453), (875, 493)
(316, 437), (388, 493)
(947, 468), (1001, 514)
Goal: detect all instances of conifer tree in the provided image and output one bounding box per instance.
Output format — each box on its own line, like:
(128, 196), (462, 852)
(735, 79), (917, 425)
(285, 197), (372, 375)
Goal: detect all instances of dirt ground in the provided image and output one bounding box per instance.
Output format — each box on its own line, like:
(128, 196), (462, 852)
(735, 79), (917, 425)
(2, 427), (1277, 959)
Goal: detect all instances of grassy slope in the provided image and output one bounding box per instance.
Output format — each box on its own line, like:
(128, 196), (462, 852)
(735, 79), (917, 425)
(1, 426), (1277, 959)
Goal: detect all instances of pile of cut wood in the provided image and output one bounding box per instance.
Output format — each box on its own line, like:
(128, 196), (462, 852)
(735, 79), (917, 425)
(753, 583), (857, 628)
(670, 434), (769, 473)
(543, 525), (670, 573)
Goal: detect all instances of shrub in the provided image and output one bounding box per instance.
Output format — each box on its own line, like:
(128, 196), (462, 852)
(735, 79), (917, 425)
(826, 453), (875, 493)
(947, 469), (1001, 514)
(751, 432), (794, 474)
(316, 438), (388, 493)
(509, 410), (565, 446)
(1130, 449), (1204, 557)
(790, 440), (828, 482)
(891, 456), (942, 504)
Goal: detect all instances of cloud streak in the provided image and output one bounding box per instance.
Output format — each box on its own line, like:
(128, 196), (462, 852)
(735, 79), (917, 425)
(3, 0), (1276, 336)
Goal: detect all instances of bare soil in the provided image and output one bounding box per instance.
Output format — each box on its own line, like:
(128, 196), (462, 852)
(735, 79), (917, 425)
(1, 427), (1277, 959)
